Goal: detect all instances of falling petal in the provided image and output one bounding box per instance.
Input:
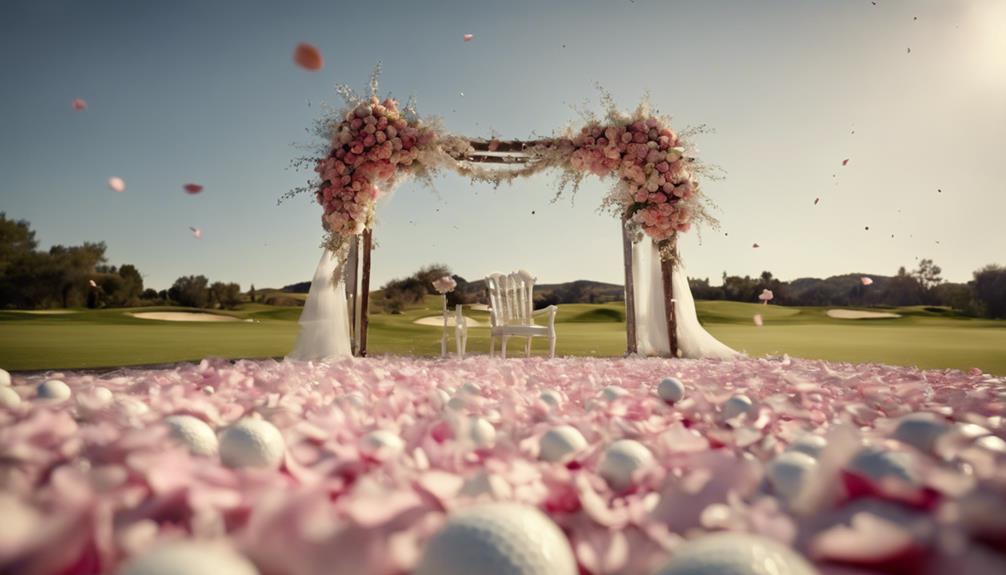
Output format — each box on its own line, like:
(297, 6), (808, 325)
(814, 198), (820, 205)
(753, 314), (764, 327)
(907, 47), (911, 54)
(189, 227), (202, 239)
(459, 92), (464, 97)
(293, 43), (323, 71)
(88, 280), (97, 288)
(72, 98), (87, 111)
(183, 184), (204, 194)
(463, 34), (474, 41)
(842, 159), (850, 166)
(861, 277), (874, 286)
(752, 243), (760, 248)
(108, 177), (126, 193)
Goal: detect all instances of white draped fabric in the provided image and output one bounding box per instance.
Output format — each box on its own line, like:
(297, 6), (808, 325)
(287, 249), (353, 361)
(632, 239), (741, 359)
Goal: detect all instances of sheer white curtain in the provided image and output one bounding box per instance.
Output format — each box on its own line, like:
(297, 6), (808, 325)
(632, 239), (740, 359)
(287, 249), (352, 361)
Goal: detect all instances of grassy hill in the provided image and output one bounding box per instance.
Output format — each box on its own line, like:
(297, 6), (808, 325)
(2, 298), (1005, 374)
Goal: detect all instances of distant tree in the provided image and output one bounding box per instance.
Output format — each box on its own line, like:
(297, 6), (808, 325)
(881, 266), (925, 306)
(912, 259), (943, 291)
(117, 264), (144, 303)
(168, 275), (209, 308)
(972, 265), (1006, 319)
(249, 284), (256, 303)
(210, 282), (242, 309)
(49, 242), (107, 307)
(414, 264), (452, 295)
(446, 275), (471, 307)
(931, 282), (972, 313)
(0, 212), (38, 276)
(140, 288), (159, 300)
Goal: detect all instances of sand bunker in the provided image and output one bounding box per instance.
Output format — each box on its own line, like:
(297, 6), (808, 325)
(467, 304), (490, 312)
(413, 315), (482, 327)
(129, 312), (241, 322)
(826, 309), (901, 319)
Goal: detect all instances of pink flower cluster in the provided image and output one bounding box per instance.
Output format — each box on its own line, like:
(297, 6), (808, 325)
(568, 117), (697, 241)
(315, 97), (436, 237)
(432, 275), (457, 294)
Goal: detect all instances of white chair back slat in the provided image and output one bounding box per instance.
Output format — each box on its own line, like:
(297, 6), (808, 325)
(484, 269), (557, 358)
(487, 270), (538, 327)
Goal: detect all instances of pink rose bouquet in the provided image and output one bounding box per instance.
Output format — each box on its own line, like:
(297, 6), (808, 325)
(314, 96), (438, 245)
(568, 115), (699, 242)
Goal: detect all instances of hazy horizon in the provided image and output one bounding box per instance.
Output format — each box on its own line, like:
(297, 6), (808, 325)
(2, 0), (1004, 292)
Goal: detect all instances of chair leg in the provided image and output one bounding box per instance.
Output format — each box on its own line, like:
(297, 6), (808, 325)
(525, 337), (531, 358)
(489, 336), (495, 358)
(502, 335), (509, 359)
(549, 335), (556, 359)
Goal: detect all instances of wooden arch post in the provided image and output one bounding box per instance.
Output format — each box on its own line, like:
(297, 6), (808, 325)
(660, 235), (679, 358)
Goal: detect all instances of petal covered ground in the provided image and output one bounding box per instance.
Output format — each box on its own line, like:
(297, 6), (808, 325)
(1, 356), (1005, 575)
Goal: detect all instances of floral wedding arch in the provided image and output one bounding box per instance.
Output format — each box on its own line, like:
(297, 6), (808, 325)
(286, 70), (723, 359)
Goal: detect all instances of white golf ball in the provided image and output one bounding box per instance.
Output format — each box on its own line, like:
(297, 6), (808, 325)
(539, 425), (587, 463)
(891, 412), (951, 452)
(0, 386), (21, 409)
(432, 388), (451, 407)
(721, 394), (755, 420)
(360, 429), (405, 459)
(460, 382), (482, 396)
(117, 541), (259, 575)
(539, 389), (564, 408)
(598, 439), (654, 492)
(468, 417), (496, 449)
(653, 532), (816, 575)
(446, 396), (469, 412)
(218, 417), (286, 469)
(78, 386), (114, 411)
(164, 415), (219, 457)
(37, 379), (71, 401)
(766, 451), (817, 502)
(847, 446), (918, 485)
(415, 502), (577, 575)
(342, 392), (366, 408)
(786, 434), (828, 458)
(600, 386), (629, 402)
(0, 368), (11, 386)
(657, 377), (686, 403)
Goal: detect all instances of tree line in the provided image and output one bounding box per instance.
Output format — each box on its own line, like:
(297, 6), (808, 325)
(688, 260), (1006, 319)
(0, 213), (248, 310)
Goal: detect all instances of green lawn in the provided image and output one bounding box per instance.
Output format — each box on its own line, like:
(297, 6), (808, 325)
(1, 300), (1005, 374)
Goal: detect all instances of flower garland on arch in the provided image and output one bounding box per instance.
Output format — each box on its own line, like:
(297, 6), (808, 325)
(286, 70), (719, 265)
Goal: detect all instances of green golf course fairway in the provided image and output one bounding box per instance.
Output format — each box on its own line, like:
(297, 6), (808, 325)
(1, 300), (1004, 374)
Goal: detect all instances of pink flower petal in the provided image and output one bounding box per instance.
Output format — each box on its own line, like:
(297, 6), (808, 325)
(189, 227), (202, 239)
(183, 184), (203, 194)
(108, 177), (126, 193)
(463, 34), (474, 41)
(72, 98), (87, 111)
(293, 43), (323, 70)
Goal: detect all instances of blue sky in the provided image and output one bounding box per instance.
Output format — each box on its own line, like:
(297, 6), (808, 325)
(2, 0), (1004, 291)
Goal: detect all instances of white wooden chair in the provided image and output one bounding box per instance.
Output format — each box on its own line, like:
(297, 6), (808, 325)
(485, 270), (557, 358)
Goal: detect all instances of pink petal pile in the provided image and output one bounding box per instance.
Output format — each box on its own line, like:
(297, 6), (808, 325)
(2, 357), (1005, 574)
